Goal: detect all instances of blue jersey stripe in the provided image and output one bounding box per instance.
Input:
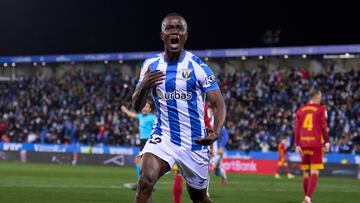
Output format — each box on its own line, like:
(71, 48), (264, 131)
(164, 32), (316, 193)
(150, 59), (162, 136)
(149, 59), (160, 72)
(191, 55), (205, 66)
(192, 55), (220, 92)
(187, 62), (203, 150)
(165, 64), (181, 146)
(191, 55), (213, 76)
(152, 90), (162, 136)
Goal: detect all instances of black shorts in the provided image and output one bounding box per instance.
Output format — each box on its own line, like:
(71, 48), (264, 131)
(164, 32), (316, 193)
(140, 139), (148, 151)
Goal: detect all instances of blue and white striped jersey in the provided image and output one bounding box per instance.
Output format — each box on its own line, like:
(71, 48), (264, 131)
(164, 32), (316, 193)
(137, 51), (219, 151)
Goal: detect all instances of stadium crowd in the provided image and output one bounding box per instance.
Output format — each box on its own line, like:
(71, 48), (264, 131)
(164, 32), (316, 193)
(219, 69), (360, 154)
(0, 67), (359, 153)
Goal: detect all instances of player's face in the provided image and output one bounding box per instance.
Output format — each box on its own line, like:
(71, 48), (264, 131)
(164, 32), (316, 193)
(315, 92), (322, 104)
(161, 16), (188, 53)
(141, 103), (151, 115)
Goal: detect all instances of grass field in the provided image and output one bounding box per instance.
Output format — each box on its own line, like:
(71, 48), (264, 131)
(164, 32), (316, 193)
(0, 162), (359, 203)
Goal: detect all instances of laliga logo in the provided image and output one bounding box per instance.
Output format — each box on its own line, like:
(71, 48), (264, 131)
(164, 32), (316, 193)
(205, 74), (216, 85)
(156, 89), (192, 100)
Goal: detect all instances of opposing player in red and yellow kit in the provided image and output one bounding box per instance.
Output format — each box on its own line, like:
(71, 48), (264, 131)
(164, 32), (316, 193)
(294, 88), (329, 203)
(274, 136), (295, 179)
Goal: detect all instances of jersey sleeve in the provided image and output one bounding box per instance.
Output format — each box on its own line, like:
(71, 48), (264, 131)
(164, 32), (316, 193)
(197, 64), (220, 93)
(294, 110), (301, 146)
(136, 60), (150, 87)
(136, 57), (159, 87)
(320, 106), (329, 143)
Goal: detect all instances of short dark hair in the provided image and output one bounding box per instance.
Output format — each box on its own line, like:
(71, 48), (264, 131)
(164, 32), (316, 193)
(146, 99), (152, 104)
(164, 13), (185, 20)
(309, 87), (321, 99)
(161, 13), (188, 32)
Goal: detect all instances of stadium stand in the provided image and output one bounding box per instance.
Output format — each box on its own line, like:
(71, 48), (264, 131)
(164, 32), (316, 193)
(0, 60), (359, 154)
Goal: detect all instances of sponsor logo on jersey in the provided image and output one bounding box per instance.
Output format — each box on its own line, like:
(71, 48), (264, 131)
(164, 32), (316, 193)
(156, 90), (192, 100)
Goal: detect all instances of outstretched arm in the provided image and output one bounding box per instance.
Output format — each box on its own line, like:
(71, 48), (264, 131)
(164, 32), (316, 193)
(121, 105), (137, 118)
(194, 90), (226, 146)
(321, 107), (330, 153)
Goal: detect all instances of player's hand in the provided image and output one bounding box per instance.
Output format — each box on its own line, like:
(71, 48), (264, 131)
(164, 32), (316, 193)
(141, 68), (165, 89)
(217, 147), (224, 156)
(120, 105), (127, 113)
(194, 128), (219, 146)
(324, 142), (330, 153)
(295, 145), (302, 156)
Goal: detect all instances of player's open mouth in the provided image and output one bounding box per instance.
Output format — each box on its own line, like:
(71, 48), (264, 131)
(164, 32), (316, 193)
(170, 36), (180, 45)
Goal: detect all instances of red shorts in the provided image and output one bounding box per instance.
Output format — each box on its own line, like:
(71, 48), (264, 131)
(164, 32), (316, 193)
(301, 147), (324, 170)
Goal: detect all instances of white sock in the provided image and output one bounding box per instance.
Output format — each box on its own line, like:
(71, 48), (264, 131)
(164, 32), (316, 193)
(206, 175), (210, 197)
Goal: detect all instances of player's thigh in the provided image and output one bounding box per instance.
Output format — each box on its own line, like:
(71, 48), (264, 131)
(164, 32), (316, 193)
(140, 153), (170, 180)
(309, 147), (324, 170)
(135, 139), (149, 164)
(301, 147), (311, 171)
(186, 183), (208, 202)
(139, 135), (176, 177)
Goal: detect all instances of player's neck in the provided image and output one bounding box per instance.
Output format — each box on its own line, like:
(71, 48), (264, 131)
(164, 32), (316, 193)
(308, 100), (319, 105)
(164, 49), (185, 63)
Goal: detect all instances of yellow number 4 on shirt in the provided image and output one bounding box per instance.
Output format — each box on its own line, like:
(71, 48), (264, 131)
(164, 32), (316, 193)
(303, 114), (313, 131)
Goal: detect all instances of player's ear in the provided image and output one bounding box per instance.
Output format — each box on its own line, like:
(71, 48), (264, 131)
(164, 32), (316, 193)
(160, 32), (165, 42)
(184, 32), (188, 42)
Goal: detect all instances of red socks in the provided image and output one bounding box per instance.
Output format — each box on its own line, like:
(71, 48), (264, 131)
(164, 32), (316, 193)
(284, 165), (290, 174)
(277, 166), (281, 174)
(306, 174), (318, 198)
(277, 164), (290, 174)
(173, 175), (183, 203)
(303, 176), (309, 195)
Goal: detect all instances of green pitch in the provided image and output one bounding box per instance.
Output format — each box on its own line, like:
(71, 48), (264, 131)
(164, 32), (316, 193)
(0, 162), (359, 203)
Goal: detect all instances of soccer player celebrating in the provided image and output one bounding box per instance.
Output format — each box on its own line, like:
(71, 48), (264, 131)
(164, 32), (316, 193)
(294, 88), (329, 203)
(132, 13), (226, 203)
(274, 136), (295, 179)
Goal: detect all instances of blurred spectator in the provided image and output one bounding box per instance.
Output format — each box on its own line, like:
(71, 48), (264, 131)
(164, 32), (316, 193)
(0, 69), (137, 146)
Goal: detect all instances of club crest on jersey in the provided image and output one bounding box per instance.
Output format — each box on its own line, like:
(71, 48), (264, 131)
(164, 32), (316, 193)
(181, 69), (193, 80)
